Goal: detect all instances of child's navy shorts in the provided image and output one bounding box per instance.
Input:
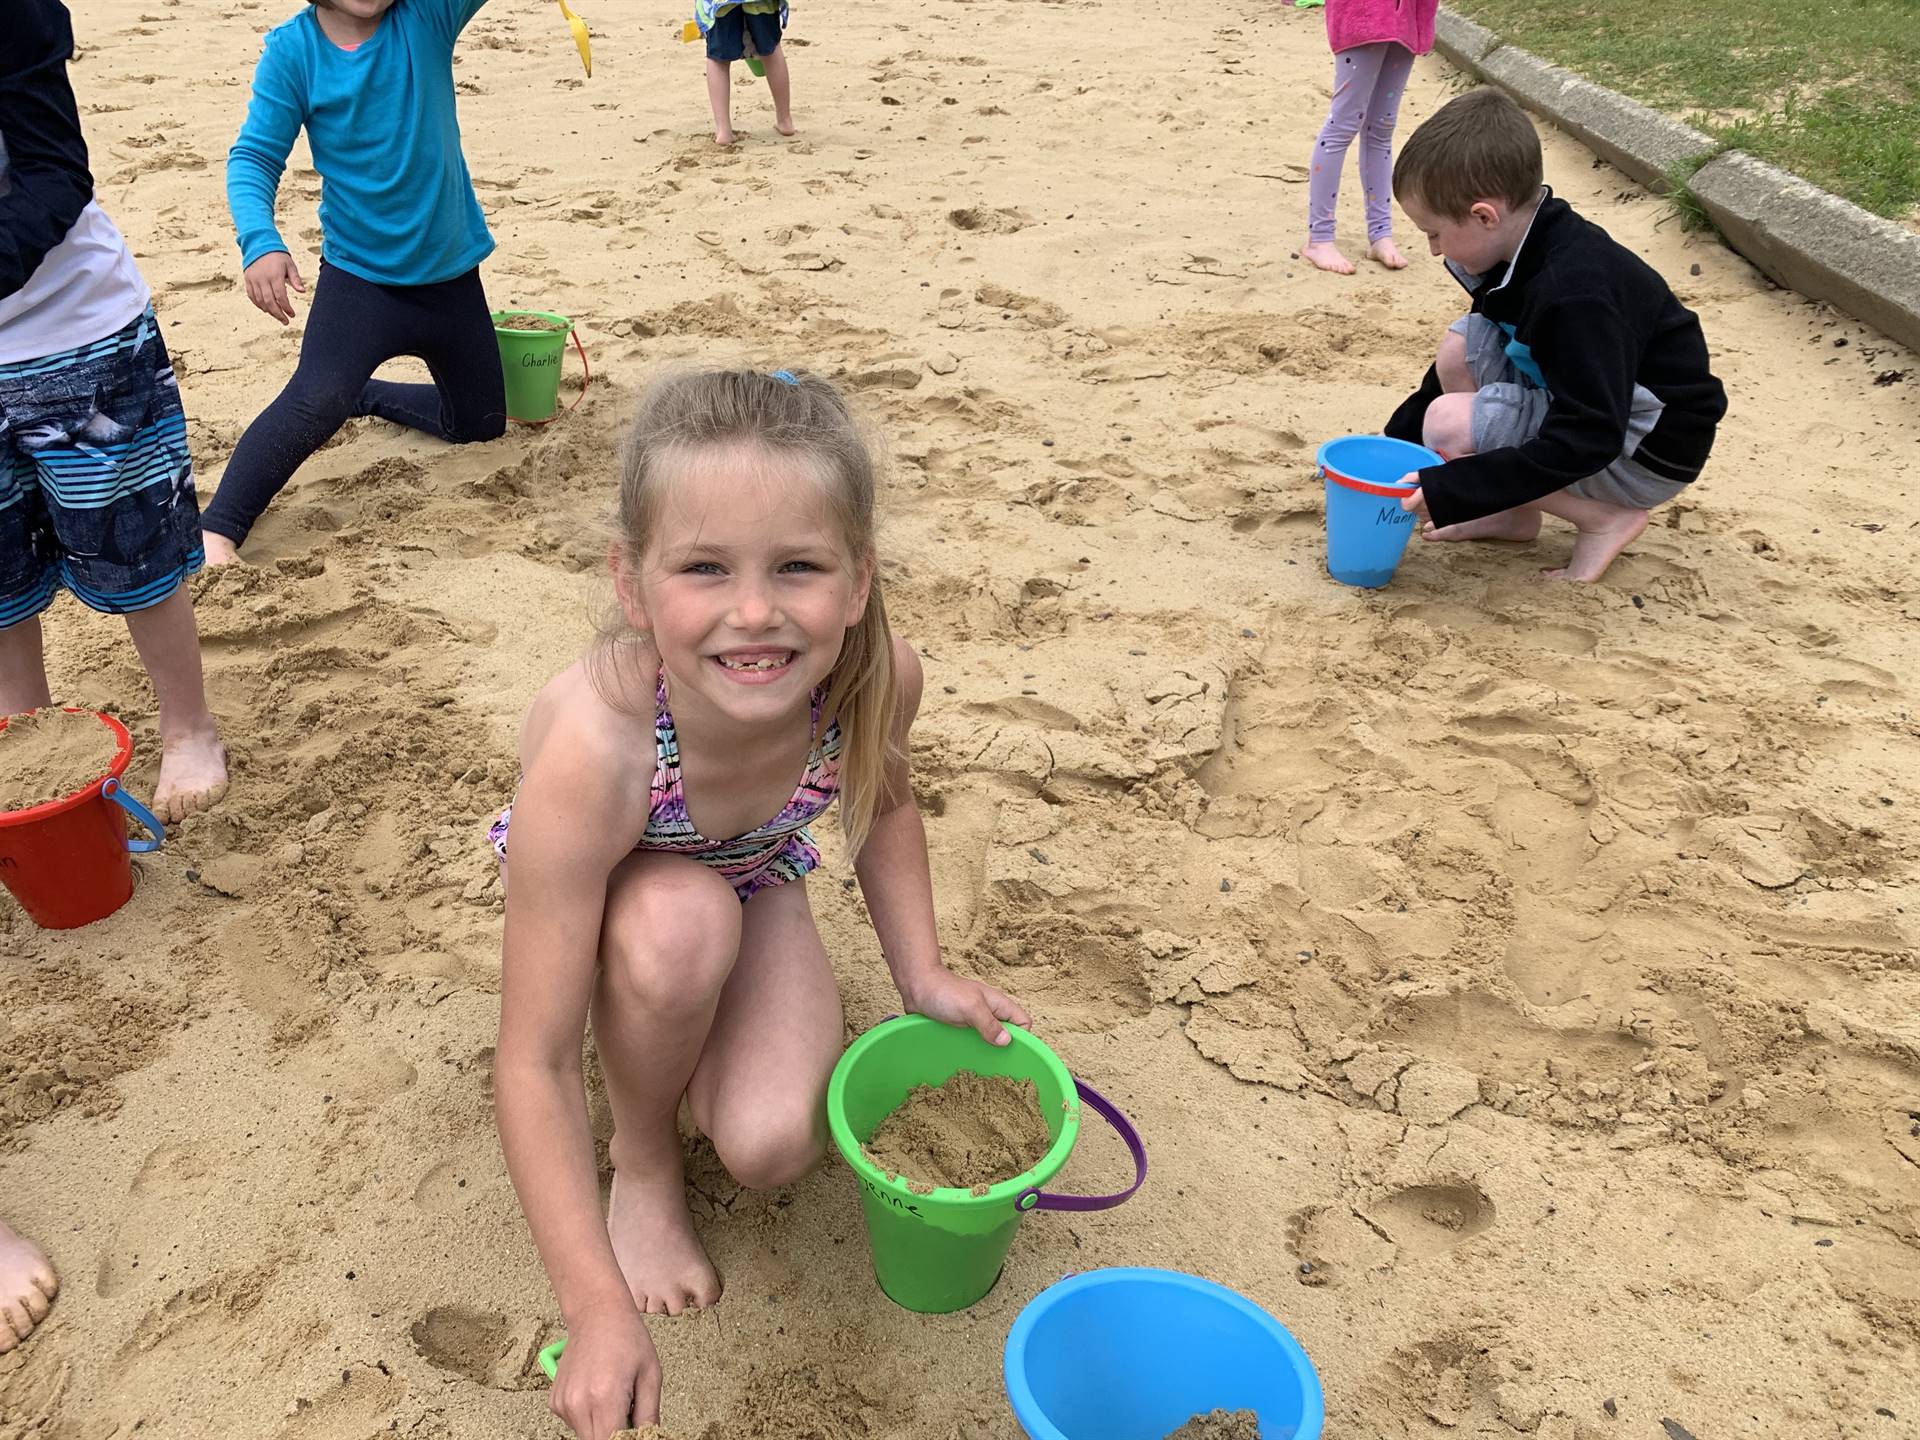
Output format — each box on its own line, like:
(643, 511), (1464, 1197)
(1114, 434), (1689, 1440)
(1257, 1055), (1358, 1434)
(705, 5), (782, 61)
(0, 306), (204, 628)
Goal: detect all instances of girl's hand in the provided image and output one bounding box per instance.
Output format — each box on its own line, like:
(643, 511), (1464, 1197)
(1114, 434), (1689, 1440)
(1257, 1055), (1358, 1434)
(243, 251), (306, 325)
(900, 966), (1032, 1046)
(549, 1303), (662, 1440)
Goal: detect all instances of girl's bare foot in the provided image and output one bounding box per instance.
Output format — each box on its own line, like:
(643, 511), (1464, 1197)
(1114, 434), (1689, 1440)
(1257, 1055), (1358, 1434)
(714, 128), (736, 147)
(607, 1169), (722, 1316)
(154, 721), (228, 823)
(1423, 508), (1543, 543)
(1545, 506), (1648, 581)
(200, 531), (240, 567)
(774, 117), (796, 137)
(1300, 240), (1355, 275)
(1, 1221), (58, 1353)
(1369, 237), (1409, 270)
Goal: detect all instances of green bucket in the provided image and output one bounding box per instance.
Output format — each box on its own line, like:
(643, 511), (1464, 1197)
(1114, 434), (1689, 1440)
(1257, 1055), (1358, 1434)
(493, 309), (574, 422)
(826, 1016), (1147, 1314)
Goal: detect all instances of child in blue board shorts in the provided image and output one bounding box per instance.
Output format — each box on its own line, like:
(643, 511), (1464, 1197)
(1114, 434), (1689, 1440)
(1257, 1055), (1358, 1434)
(1, 0), (228, 1359)
(697, 0), (794, 146)
(201, 0), (511, 564)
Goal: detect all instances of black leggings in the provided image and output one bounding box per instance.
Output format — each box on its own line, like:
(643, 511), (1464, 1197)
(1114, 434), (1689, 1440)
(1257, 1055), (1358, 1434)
(201, 261), (507, 544)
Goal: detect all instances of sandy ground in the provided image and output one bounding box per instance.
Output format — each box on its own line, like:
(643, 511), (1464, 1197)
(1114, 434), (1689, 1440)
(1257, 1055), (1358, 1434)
(4, 0), (1919, 1436)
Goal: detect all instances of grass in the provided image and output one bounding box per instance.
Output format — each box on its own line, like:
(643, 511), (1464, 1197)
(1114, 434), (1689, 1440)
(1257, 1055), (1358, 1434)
(1444, 0), (1920, 222)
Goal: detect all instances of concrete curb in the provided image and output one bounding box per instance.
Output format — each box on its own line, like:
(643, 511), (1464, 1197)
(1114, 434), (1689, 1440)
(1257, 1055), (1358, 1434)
(1431, 7), (1920, 356)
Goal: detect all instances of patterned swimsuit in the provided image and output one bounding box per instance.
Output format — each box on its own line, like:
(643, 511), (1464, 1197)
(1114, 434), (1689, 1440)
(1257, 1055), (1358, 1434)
(489, 670), (843, 902)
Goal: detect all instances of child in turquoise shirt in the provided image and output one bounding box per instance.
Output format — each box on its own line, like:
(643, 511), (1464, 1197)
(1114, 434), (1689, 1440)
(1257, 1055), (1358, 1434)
(202, 0), (507, 562)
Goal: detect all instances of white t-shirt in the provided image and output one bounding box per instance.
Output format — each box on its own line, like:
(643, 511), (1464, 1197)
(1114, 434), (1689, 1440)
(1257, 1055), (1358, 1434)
(0, 131), (151, 365)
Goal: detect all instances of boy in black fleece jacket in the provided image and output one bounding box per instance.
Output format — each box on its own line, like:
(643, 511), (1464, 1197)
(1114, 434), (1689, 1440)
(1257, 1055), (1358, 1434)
(1382, 89), (1727, 581)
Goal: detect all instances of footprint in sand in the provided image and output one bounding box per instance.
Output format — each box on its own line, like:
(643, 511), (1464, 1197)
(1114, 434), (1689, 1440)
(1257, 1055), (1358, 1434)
(411, 1304), (539, 1388)
(96, 1143), (219, 1298)
(1362, 1181), (1496, 1261)
(1283, 1203), (1395, 1287)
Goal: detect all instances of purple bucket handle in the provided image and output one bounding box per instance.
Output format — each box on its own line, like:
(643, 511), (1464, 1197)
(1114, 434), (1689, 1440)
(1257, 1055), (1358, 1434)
(1014, 1080), (1147, 1214)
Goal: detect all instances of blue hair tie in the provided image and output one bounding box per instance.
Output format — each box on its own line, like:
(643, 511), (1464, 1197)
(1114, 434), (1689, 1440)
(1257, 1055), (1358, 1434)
(768, 369), (799, 386)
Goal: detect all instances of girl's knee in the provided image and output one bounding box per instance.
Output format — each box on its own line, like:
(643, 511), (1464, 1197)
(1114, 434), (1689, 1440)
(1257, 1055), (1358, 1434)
(712, 1114), (826, 1191)
(600, 862), (740, 1010)
(1423, 391), (1476, 458)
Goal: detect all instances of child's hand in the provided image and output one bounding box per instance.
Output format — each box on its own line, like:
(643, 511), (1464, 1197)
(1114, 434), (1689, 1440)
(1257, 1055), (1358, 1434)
(244, 251), (306, 325)
(1399, 482), (1429, 523)
(549, 1304), (662, 1440)
(900, 967), (1032, 1046)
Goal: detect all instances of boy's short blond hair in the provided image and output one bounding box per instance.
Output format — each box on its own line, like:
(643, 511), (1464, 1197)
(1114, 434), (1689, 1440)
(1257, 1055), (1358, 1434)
(1392, 88), (1543, 218)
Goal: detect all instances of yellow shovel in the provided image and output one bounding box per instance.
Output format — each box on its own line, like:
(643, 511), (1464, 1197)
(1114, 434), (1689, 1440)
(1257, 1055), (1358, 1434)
(556, 0), (591, 76)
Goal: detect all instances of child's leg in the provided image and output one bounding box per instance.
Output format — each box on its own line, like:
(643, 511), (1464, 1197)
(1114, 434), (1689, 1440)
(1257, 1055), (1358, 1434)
(121, 586), (227, 821)
(200, 264), (406, 560)
(760, 45), (795, 136)
(590, 854), (746, 1314)
(1357, 43), (1416, 268)
(1303, 44), (1393, 274)
(0, 1219), (58, 1353)
(356, 269), (507, 444)
(1527, 488), (1647, 582)
(1419, 319), (1544, 543)
(684, 877), (843, 1190)
(0, 617), (52, 715)
(707, 59), (736, 144)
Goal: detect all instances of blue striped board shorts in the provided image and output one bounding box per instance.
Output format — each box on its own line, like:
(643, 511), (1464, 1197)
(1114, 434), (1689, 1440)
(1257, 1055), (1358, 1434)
(0, 306), (203, 627)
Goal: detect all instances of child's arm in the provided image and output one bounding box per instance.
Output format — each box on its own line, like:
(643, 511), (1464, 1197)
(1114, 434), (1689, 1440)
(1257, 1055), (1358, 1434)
(226, 30), (308, 324)
(0, 0), (95, 299)
(495, 693), (662, 1437)
(854, 639), (1031, 1045)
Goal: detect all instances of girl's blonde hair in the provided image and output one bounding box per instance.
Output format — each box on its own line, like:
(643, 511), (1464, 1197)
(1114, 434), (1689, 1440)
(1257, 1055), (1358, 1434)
(598, 369), (899, 857)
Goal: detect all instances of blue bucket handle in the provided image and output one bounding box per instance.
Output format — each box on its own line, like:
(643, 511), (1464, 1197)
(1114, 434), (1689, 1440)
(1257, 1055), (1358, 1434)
(102, 777), (164, 853)
(1015, 1080), (1147, 1214)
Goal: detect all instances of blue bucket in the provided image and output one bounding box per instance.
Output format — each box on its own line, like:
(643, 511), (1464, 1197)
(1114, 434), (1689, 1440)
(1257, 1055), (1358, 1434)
(1003, 1268), (1325, 1440)
(1318, 434), (1442, 589)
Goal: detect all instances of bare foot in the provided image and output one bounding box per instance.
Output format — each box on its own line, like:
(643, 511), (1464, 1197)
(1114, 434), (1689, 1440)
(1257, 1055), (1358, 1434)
(774, 117), (796, 137)
(154, 720), (228, 823)
(1369, 237), (1408, 270)
(607, 1169), (722, 1316)
(1300, 240), (1355, 275)
(1423, 508), (1543, 543)
(1, 1221), (58, 1354)
(1545, 506), (1647, 581)
(713, 128), (735, 147)
(200, 531), (241, 567)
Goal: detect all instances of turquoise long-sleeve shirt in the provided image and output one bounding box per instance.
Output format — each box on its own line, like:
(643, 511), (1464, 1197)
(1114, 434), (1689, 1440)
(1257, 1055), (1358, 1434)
(227, 0), (494, 287)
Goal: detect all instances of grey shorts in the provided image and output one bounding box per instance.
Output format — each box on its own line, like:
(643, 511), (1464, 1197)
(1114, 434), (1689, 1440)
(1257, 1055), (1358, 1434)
(1451, 314), (1686, 511)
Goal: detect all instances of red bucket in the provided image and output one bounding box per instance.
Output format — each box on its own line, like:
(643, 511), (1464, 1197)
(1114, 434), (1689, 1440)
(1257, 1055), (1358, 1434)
(0, 708), (165, 929)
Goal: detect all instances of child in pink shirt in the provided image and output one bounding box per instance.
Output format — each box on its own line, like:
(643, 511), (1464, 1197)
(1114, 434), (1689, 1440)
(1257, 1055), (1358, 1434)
(1301, 0), (1439, 274)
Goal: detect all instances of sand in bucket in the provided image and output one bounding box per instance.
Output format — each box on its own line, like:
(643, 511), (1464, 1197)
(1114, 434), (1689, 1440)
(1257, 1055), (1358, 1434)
(861, 1071), (1054, 1196)
(493, 309), (574, 421)
(0, 707), (121, 812)
(1165, 1411), (1263, 1440)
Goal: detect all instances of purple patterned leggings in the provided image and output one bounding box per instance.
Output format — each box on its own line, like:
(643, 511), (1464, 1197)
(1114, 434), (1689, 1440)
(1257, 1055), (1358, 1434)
(1306, 42), (1416, 245)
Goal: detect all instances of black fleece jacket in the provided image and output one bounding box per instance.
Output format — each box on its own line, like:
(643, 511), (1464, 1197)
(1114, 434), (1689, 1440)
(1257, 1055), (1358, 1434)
(1385, 192), (1728, 528)
(0, 0), (93, 302)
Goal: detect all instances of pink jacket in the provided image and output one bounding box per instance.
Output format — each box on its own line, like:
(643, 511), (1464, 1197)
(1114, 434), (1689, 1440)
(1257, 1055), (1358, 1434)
(1326, 0), (1437, 56)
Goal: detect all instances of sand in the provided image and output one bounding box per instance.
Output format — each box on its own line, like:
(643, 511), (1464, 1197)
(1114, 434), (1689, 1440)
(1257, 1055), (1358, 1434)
(861, 1072), (1053, 1194)
(0, 708), (120, 812)
(1164, 1412), (1262, 1440)
(2, 0), (1916, 1437)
